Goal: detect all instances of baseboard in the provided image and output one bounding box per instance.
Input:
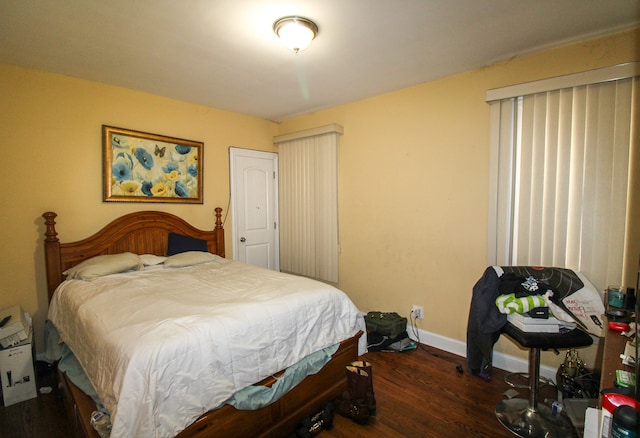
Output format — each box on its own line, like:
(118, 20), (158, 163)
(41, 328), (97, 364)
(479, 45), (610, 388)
(406, 325), (558, 382)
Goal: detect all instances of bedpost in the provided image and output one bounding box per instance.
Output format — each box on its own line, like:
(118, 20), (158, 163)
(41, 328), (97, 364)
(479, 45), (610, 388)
(43, 212), (63, 302)
(214, 207), (223, 229)
(214, 208), (225, 258)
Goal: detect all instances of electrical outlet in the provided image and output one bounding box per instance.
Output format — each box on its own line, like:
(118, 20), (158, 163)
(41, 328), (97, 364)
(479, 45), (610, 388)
(411, 305), (424, 319)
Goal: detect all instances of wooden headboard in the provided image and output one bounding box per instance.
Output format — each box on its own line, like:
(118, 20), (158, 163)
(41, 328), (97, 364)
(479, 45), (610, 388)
(43, 208), (225, 302)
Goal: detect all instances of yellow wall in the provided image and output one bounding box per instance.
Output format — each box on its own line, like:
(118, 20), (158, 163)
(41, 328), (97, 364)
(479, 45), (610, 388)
(1, 28), (637, 372)
(0, 64), (278, 350)
(278, 28), (639, 367)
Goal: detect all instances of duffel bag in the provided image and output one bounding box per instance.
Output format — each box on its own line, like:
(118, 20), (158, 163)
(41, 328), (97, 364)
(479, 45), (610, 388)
(364, 311), (407, 339)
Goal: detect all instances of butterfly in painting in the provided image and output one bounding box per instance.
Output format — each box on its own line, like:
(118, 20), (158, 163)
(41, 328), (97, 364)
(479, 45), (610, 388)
(154, 144), (166, 157)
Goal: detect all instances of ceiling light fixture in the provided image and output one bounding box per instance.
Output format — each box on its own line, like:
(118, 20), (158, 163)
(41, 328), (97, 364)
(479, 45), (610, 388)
(273, 16), (318, 53)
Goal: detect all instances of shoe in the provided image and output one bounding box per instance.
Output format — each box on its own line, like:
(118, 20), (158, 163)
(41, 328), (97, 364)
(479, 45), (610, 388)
(296, 402), (335, 437)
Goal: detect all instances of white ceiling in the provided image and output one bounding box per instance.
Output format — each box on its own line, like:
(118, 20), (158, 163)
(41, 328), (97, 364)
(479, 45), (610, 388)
(1, 1), (638, 122)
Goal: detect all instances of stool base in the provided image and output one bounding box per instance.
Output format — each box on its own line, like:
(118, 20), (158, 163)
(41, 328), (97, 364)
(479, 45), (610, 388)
(504, 372), (552, 390)
(495, 398), (576, 438)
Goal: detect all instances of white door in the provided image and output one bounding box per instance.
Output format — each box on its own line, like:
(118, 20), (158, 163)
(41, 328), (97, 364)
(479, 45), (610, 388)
(229, 147), (279, 270)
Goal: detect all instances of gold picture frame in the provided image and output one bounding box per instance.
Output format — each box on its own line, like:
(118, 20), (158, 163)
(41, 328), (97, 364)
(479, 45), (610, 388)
(103, 125), (203, 203)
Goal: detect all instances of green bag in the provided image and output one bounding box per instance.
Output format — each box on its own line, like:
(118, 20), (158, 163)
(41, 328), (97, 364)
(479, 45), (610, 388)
(364, 311), (408, 339)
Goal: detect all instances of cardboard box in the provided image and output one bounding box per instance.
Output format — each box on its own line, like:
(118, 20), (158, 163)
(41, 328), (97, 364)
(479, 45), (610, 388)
(0, 305), (31, 348)
(0, 333), (37, 406)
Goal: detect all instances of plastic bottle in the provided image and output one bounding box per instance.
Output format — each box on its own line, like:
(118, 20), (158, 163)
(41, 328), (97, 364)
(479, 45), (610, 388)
(611, 405), (638, 438)
(90, 410), (112, 438)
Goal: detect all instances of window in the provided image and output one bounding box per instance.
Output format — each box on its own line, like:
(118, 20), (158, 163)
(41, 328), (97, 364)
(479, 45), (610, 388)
(487, 63), (638, 291)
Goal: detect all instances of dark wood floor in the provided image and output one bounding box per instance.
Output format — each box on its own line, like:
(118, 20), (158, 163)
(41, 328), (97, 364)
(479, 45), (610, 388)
(0, 344), (562, 437)
(0, 361), (73, 438)
(324, 344), (532, 438)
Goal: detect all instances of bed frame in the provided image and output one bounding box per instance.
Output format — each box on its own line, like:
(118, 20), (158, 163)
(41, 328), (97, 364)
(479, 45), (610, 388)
(42, 209), (361, 438)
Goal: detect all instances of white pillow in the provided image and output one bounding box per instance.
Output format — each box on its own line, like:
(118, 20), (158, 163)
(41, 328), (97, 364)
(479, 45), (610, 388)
(64, 252), (143, 280)
(139, 254), (167, 266)
(163, 251), (217, 268)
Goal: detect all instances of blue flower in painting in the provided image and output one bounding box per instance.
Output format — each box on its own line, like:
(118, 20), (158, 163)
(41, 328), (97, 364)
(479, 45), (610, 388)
(111, 152), (134, 182)
(133, 148), (154, 170)
(175, 145), (191, 154)
(188, 163), (198, 177)
(175, 181), (189, 198)
(112, 163), (132, 182)
(162, 162), (179, 174)
(141, 181), (153, 196)
(114, 152), (133, 167)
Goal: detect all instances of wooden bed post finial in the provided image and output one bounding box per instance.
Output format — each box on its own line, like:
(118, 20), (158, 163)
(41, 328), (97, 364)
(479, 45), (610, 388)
(214, 207), (223, 230)
(42, 211), (62, 302)
(213, 208), (225, 258)
(43, 211), (59, 242)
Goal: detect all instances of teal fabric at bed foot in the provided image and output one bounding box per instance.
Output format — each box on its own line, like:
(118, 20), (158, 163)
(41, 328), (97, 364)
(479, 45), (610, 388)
(225, 343), (339, 410)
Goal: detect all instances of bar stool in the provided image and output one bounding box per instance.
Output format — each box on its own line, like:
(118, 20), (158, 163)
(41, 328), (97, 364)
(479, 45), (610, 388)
(495, 322), (593, 438)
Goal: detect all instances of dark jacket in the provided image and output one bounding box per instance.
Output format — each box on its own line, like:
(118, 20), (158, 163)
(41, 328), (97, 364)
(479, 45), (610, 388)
(466, 267), (506, 375)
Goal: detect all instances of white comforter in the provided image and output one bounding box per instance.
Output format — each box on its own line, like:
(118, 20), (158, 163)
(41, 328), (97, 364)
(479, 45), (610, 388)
(49, 256), (364, 438)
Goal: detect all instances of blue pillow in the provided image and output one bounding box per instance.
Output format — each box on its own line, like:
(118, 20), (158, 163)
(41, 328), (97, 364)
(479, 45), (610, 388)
(167, 233), (208, 256)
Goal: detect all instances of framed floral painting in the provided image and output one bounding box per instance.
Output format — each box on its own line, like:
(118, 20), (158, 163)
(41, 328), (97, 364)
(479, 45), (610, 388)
(103, 125), (203, 203)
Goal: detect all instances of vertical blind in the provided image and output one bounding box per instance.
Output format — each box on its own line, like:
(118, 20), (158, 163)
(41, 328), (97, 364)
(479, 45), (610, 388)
(487, 64), (638, 292)
(275, 125), (342, 283)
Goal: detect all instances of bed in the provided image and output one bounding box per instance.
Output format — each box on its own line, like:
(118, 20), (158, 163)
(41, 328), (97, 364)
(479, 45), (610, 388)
(42, 209), (364, 438)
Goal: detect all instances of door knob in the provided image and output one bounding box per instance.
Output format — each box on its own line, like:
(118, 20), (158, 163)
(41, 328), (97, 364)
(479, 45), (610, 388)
(240, 237), (246, 242)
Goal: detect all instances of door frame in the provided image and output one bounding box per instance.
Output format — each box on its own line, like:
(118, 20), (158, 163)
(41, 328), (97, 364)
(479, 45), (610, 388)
(228, 147), (279, 266)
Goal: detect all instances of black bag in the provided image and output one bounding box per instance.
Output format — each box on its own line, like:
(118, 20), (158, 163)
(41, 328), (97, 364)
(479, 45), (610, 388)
(367, 331), (411, 352)
(364, 311), (407, 339)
